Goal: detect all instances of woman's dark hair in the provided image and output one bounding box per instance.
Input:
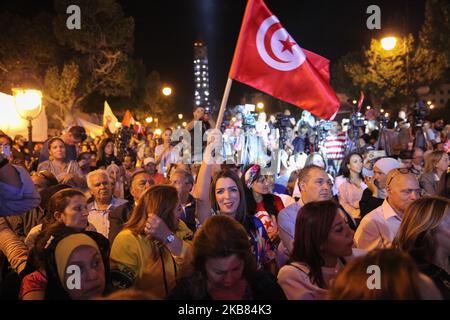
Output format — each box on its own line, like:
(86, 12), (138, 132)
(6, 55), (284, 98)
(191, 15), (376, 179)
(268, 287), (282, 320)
(241, 165), (278, 217)
(97, 138), (115, 164)
(290, 200), (339, 288)
(436, 171), (450, 198)
(68, 126), (87, 142)
(43, 188), (85, 231)
(42, 224), (110, 300)
(339, 152), (364, 180)
(180, 215), (256, 299)
(210, 170), (252, 230)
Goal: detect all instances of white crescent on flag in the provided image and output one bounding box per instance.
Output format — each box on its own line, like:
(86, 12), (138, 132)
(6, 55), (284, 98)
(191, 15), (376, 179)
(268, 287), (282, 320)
(256, 15), (306, 71)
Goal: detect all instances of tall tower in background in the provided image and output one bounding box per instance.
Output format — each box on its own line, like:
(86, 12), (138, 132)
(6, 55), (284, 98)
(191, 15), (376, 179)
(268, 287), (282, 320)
(193, 41), (211, 111)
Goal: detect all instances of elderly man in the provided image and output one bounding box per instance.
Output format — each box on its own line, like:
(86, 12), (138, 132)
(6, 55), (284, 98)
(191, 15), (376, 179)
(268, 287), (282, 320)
(354, 168), (421, 251)
(87, 169), (129, 243)
(169, 169), (196, 232)
(278, 165), (333, 255)
(129, 170), (155, 206)
(360, 157), (401, 218)
(411, 147), (424, 176)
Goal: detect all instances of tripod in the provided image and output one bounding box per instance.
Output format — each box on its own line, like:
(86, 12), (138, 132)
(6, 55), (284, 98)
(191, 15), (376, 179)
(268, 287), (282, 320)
(413, 125), (427, 150)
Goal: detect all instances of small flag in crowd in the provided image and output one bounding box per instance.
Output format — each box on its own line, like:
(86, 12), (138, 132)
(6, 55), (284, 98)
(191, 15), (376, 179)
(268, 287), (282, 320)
(357, 90), (365, 111)
(229, 0), (340, 120)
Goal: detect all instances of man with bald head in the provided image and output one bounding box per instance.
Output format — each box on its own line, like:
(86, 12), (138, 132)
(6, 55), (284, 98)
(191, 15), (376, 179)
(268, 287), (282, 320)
(354, 168), (421, 251)
(278, 165), (333, 254)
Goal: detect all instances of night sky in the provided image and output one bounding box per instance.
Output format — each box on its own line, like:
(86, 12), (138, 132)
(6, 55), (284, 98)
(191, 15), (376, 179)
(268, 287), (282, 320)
(1, 0), (427, 115)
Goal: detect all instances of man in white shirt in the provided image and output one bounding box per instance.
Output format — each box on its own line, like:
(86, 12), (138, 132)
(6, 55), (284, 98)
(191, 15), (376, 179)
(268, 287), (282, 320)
(354, 168), (421, 251)
(87, 169), (129, 243)
(278, 165), (333, 255)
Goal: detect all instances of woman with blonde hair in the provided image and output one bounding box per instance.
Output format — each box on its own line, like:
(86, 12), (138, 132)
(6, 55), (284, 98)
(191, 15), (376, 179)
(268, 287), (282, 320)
(393, 196), (450, 299)
(419, 151), (449, 195)
(110, 185), (193, 299)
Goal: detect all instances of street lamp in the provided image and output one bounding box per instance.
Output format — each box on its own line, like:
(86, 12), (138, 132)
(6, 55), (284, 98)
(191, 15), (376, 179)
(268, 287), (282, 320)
(381, 36), (397, 51)
(162, 87), (172, 96)
(178, 114), (183, 120)
(182, 121), (187, 127)
(146, 117), (153, 123)
(257, 102), (264, 110)
(12, 88), (42, 151)
(429, 104), (435, 110)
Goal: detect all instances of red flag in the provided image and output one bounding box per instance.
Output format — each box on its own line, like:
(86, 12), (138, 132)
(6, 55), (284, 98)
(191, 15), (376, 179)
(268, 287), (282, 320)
(229, 0), (340, 120)
(121, 110), (136, 127)
(357, 90), (365, 111)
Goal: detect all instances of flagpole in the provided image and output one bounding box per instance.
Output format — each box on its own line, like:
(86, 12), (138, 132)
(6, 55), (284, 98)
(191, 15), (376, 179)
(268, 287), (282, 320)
(215, 78), (233, 130)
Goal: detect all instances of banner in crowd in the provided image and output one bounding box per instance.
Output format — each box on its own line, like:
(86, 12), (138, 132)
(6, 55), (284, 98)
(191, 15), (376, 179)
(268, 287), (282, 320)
(229, 0), (340, 120)
(0, 92), (48, 142)
(75, 117), (105, 139)
(103, 101), (119, 134)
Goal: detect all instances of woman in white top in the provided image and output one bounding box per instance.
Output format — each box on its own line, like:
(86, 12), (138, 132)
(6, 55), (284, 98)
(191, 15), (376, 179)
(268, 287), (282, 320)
(277, 200), (354, 300)
(338, 152), (367, 220)
(37, 137), (85, 189)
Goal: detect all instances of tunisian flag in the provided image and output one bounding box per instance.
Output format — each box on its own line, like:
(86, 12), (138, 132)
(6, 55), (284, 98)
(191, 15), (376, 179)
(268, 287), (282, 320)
(229, 0), (340, 120)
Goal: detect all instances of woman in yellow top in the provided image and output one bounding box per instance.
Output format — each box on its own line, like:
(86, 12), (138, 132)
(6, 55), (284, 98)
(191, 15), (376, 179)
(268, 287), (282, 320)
(110, 185), (193, 299)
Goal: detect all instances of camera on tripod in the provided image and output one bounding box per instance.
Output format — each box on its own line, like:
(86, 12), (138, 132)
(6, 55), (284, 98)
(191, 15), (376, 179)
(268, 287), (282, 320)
(412, 101), (429, 127)
(350, 112), (365, 128)
(275, 113), (292, 128)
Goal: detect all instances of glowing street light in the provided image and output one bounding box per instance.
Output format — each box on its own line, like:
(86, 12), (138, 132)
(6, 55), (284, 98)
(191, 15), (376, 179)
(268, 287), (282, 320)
(380, 109), (385, 113)
(366, 106), (371, 110)
(429, 104), (435, 110)
(178, 114), (183, 120)
(182, 122), (187, 127)
(385, 112), (389, 118)
(12, 88), (43, 151)
(381, 36), (397, 51)
(146, 117), (153, 123)
(257, 102), (264, 110)
(162, 87), (172, 96)
(427, 101), (432, 105)
(352, 100), (357, 104)
(154, 128), (162, 136)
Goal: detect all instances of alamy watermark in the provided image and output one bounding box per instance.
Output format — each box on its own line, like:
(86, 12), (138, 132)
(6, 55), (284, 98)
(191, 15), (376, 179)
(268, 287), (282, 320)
(366, 265), (381, 290)
(66, 5), (81, 30)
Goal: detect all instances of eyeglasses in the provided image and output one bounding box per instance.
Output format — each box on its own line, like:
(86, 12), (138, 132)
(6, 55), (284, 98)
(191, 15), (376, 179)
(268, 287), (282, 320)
(386, 168), (411, 186)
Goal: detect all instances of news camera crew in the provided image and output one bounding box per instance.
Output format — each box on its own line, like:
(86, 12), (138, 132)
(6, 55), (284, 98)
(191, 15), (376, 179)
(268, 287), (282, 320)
(0, 151), (41, 275)
(187, 106), (216, 163)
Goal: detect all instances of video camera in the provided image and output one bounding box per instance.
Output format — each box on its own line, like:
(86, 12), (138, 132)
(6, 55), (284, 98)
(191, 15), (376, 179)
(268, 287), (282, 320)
(350, 112), (365, 128)
(275, 113), (292, 128)
(242, 104), (257, 127)
(412, 101), (429, 127)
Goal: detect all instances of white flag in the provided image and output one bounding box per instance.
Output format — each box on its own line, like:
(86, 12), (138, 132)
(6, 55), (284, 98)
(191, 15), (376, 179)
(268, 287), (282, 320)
(103, 101), (119, 133)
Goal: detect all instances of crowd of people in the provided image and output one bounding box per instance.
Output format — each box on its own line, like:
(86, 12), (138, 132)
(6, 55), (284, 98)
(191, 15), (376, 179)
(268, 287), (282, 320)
(0, 104), (449, 300)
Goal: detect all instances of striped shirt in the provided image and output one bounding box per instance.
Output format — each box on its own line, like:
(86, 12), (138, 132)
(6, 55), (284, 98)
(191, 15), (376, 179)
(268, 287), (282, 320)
(323, 132), (346, 160)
